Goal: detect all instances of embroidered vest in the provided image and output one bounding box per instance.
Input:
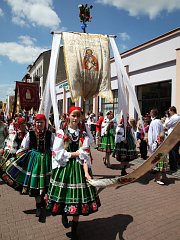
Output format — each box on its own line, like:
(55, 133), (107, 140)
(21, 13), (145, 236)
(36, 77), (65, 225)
(29, 130), (52, 152)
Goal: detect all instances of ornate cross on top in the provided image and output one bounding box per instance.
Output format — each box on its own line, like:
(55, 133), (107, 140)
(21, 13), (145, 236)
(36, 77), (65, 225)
(78, 4), (93, 33)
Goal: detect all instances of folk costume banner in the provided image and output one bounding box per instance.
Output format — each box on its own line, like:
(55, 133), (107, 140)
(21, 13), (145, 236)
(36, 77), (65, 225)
(16, 81), (39, 111)
(62, 32), (113, 103)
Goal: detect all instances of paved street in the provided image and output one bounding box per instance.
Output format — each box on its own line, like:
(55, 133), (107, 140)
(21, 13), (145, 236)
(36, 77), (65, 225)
(0, 148), (180, 240)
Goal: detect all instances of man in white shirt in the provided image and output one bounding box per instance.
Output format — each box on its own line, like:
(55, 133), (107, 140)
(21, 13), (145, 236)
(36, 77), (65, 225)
(148, 109), (164, 154)
(165, 106), (180, 171)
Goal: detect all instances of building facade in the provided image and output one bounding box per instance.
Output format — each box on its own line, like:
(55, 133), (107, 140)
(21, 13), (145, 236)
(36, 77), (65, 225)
(23, 28), (180, 119)
(56, 28), (180, 118)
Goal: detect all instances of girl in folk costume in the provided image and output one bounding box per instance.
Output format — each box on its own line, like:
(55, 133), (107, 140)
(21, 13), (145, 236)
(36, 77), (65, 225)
(5, 114), (55, 223)
(113, 116), (137, 176)
(46, 106), (101, 240)
(0, 117), (28, 181)
(98, 111), (115, 168)
(152, 132), (169, 185)
(0, 113), (8, 160)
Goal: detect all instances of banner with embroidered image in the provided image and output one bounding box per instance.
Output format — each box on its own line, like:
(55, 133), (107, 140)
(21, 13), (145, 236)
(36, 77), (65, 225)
(16, 81), (40, 111)
(62, 32), (113, 103)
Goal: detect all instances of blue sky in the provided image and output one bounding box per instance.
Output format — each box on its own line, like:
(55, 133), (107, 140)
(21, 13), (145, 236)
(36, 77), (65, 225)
(0, 0), (180, 102)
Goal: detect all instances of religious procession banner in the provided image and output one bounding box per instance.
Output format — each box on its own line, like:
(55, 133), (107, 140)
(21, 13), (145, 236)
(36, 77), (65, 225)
(7, 96), (14, 114)
(62, 32), (113, 103)
(15, 81), (39, 111)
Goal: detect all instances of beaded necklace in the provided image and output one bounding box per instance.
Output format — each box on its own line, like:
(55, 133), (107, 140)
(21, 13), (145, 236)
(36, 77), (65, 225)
(36, 130), (46, 151)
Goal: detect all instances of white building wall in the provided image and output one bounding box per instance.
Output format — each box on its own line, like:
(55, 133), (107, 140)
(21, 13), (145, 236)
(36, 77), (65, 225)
(110, 34), (179, 117)
(53, 30), (179, 117)
(122, 37), (179, 71)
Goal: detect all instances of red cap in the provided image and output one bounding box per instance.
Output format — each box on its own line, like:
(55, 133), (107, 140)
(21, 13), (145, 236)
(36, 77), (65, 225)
(35, 114), (46, 121)
(18, 117), (26, 125)
(68, 106), (82, 115)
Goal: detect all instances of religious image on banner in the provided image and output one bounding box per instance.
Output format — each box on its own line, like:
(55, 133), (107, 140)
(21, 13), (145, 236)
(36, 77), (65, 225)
(82, 48), (99, 71)
(16, 81), (39, 111)
(62, 32), (113, 103)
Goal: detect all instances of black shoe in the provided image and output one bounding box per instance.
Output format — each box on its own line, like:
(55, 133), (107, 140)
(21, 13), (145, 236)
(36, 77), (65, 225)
(121, 169), (128, 176)
(71, 221), (79, 240)
(62, 214), (69, 228)
(36, 203), (41, 217)
(36, 208), (41, 217)
(103, 157), (107, 166)
(38, 207), (46, 223)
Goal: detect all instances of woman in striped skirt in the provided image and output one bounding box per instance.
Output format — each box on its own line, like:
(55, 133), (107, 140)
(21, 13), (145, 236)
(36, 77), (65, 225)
(5, 114), (54, 222)
(97, 111), (115, 168)
(0, 117), (28, 182)
(113, 116), (137, 176)
(46, 106), (101, 240)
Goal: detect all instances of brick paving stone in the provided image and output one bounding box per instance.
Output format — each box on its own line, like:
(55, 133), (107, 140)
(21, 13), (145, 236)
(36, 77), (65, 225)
(0, 148), (180, 240)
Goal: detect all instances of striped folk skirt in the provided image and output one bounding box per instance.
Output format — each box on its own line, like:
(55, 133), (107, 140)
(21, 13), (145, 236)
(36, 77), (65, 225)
(47, 159), (101, 216)
(113, 132), (137, 162)
(0, 149), (15, 180)
(98, 129), (115, 153)
(5, 149), (52, 197)
(153, 156), (170, 172)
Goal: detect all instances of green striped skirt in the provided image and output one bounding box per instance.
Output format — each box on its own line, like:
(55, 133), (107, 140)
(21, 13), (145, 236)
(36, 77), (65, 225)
(6, 149), (52, 196)
(113, 131), (137, 162)
(98, 128), (115, 153)
(47, 159), (101, 216)
(0, 149), (16, 184)
(153, 156), (170, 172)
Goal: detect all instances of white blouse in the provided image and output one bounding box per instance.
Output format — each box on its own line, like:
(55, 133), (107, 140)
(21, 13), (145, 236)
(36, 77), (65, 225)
(52, 127), (91, 170)
(115, 125), (125, 143)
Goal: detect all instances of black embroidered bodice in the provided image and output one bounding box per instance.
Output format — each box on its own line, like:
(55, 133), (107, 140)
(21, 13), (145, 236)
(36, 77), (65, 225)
(29, 130), (52, 152)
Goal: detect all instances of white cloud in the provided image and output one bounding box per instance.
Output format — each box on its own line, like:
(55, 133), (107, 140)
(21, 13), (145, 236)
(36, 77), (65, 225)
(96, 0), (180, 19)
(0, 8), (4, 17)
(0, 35), (48, 64)
(0, 83), (15, 102)
(5, 0), (61, 29)
(119, 32), (130, 41)
(18, 35), (36, 46)
(118, 44), (128, 52)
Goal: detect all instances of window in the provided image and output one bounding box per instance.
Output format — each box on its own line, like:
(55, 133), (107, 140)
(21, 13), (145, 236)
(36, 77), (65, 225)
(137, 81), (171, 117)
(67, 98), (74, 111)
(101, 89), (118, 115)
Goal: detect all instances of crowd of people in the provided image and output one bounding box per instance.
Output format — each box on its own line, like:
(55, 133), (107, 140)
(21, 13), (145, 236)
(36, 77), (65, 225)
(0, 105), (180, 239)
(84, 107), (180, 183)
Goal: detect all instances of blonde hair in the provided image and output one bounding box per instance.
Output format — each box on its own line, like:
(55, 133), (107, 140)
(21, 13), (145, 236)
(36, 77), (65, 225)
(159, 132), (165, 140)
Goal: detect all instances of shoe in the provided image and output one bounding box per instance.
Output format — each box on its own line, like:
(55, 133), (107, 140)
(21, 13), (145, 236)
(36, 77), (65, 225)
(156, 180), (164, 185)
(62, 214), (69, 228)
(71, 221), (79, 240)
(38, 207), (46, 223)
(36, 208), (41, 217)
(103, 157), (107, 166)
(36, 202), (41, 217)
(121, 170), (128, 176)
